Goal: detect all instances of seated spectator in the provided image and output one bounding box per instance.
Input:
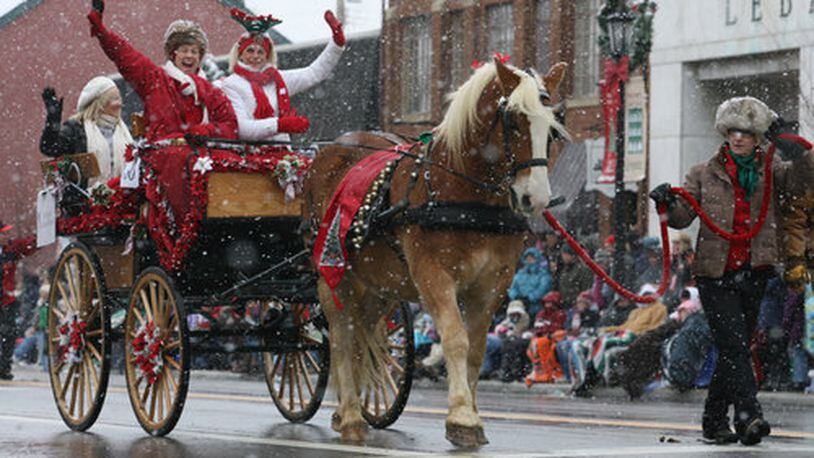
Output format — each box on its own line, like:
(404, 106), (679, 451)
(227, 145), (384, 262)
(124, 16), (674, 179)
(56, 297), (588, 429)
(614, 287), (701, 398)
(525, 292), (567, 385)
(508, 247), (552, 317)
(555, 291), (600, 382)
(496, 301), (531, 382)
(661, 307), (714, 392)
(597, 295), (636, 329)
(569, 284), (668, 396)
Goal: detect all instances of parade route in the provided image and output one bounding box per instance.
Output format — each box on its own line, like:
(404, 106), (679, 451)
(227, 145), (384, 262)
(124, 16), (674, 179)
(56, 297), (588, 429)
(2, 368), (814, 457)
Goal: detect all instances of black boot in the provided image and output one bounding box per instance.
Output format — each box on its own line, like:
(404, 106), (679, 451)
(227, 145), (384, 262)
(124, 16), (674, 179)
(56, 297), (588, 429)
(702, 426), (738, 444)
(738, 417), (771, 446)
(702, 401), (737, 444)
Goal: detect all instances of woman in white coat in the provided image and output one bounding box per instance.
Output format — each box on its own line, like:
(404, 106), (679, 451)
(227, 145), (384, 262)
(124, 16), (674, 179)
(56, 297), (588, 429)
(221, 9), (346, 142)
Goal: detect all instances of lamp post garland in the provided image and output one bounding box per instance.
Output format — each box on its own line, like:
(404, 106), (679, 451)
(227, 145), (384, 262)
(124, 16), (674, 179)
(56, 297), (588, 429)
(597, 0), (656, 289)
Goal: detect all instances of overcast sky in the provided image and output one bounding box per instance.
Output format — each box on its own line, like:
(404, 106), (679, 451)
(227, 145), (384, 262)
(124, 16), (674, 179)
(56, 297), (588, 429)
(245, 0), (382, 43)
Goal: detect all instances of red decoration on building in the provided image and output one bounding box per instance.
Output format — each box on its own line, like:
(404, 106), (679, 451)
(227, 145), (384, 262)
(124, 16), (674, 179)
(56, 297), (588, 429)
(597, 55), (630, 184)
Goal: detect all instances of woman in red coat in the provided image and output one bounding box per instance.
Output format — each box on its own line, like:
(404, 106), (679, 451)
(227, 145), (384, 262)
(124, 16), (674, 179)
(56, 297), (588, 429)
(86, 0), (237, 141)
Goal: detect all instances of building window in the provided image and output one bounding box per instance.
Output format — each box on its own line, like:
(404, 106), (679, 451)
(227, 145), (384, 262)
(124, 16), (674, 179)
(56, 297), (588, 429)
(573, 0), (600, 98)
(627, 107), (644, 156)
(486, 3), (514, 55)
(443, 11), (468, 92)
(536, 0), (552, 72)
(401, 16), (433, 117)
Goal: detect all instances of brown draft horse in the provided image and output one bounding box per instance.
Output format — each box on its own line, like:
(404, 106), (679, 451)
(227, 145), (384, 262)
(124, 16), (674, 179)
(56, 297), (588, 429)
(303, 57), (567, 447)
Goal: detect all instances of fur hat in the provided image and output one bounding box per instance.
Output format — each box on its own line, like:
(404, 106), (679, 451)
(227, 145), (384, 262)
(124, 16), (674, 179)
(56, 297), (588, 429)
(163, 20), (209, 58)
(507, 300), (526, 315)
(714, 96), (776, 142)
(76, 76), (117, 112)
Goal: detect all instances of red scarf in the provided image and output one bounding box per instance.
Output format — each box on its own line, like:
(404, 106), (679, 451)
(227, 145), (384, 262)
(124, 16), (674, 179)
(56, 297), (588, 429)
(233, 64), (291, 120)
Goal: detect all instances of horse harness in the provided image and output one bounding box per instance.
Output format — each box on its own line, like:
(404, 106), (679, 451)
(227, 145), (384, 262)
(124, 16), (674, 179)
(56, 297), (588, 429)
(345, 85), (555, 254)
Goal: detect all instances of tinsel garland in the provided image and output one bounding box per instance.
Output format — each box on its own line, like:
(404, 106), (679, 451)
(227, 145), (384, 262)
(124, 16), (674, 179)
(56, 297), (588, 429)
(57, 311), (87, 366)
(132, 321), (164, 386)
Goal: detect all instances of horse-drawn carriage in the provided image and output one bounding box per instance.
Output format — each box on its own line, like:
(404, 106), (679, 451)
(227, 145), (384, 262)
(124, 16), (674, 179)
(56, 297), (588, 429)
(43, 134), (414, 436)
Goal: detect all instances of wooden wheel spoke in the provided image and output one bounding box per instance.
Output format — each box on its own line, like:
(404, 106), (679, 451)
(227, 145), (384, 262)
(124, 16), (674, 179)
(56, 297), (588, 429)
(156, 378), (164, 421)
(164, 340), (181, 351)
(384, 366), (399, 396)
(298, 353), (315, 397)
(85, 352), (100, 391)
(84, 301), (101, 324)
(69, 368), (80, 417)
(139, 290), (153, 322)
(288, 357), (295, 411)
(57, 282), (75, 312)
(64, 257), (80, 311)
(387, 355), (405, 374)
(373, 384), (381, 416)
(59, 364), (76, 401)
(293, 356), (305, 409)
(388, 343), (406, 352)
(162, 375), (172, 416)
(164, 356), (182, 371)
(86, 341), (103, 362)
(86, 328), (103, 338)
(380, 381), (390, 409)
(269, 353), (283, 381)
(51, 306), (66, 322)
(133, 308), (145, 326)
(303, 351), (321, 374)
(158, 286), (167, 328)
(163, 365), (178, 394)
(387, 323), (403, 337)
(140, 382), (151, 405)
(149, 382), (158, 421)
(277, 355), (288, 400)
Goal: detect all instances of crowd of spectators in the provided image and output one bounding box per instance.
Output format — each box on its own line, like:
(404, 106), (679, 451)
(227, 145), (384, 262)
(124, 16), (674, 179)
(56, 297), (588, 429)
(413, 229), (814, 399)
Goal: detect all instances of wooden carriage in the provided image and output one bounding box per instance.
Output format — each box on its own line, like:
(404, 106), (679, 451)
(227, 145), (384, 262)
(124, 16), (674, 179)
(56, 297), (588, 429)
(43, 143), (414, 436)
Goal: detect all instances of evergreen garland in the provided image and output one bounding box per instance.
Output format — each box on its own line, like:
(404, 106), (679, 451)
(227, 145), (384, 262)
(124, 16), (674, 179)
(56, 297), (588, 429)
(597, 0), (657, 71)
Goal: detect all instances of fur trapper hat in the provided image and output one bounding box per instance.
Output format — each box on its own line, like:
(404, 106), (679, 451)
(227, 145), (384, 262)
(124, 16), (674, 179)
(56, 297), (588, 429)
(714, 96), (776, 142)
(164, 20), (209, 58)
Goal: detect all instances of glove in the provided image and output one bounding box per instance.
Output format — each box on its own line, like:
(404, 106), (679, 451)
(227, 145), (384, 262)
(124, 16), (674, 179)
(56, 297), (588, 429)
(775, 133), (813, 161)
(324, 11), (346, 47)
(88, 0), (104, 36)
(767, 117), (813, 161)
(784, 260), (810, 291)
(41, 87), (63, 121)
(649, 183), (676, 207)
(278, 116), (310, 134)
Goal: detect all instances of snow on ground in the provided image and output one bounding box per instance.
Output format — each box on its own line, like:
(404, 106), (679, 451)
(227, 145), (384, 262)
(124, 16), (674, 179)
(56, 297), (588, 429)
(245, 0), (381, 43)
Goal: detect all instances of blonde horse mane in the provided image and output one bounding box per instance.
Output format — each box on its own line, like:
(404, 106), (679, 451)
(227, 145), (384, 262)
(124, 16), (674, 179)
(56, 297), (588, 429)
(435, 62), (565, 164)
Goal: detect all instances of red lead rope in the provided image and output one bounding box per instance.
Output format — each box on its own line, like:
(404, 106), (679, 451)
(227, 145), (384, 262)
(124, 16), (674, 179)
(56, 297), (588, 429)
(542, 144), (776, 304)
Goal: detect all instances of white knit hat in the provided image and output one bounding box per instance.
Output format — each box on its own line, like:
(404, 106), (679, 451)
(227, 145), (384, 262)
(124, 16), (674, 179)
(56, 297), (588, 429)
(76, 76), (117, 112)
(507, 300), (526, 315)
(714, 96), (776, 142)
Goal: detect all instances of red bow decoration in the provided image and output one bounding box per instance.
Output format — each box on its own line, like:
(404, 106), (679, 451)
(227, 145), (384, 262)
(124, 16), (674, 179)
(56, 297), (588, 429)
(471, 52), (512, 70)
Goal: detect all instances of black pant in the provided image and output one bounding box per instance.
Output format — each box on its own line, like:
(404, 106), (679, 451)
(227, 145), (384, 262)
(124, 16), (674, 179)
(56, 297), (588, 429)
(0, 301), (20, 376)
(696, 269), (770, 432)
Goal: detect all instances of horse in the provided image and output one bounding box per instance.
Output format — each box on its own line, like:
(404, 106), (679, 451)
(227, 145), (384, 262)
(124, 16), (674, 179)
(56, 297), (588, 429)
(303, 57), (568, 447)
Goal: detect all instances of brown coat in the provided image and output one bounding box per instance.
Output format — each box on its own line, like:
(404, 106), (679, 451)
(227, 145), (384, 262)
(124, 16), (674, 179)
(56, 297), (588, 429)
(667, 147), (814, 279)
(780, 164), (814, 267)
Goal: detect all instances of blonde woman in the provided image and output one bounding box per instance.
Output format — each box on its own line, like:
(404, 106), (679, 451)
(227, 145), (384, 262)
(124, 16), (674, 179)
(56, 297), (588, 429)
(40, 76), (133, 182)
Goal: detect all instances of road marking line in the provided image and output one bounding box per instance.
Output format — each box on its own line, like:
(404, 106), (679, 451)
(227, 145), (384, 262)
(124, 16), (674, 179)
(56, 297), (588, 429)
(4, 379), (814, 440)
(0, 413), (426, 457)
(485, 443), (814, 457)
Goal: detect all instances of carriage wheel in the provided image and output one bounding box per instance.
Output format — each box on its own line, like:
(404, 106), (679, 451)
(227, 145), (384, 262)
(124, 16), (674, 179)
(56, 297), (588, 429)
(361, 302), (415, 429)
(124, 267), (189, 436)
(47, 243), (111, 431)
(263, 302), (330, 423)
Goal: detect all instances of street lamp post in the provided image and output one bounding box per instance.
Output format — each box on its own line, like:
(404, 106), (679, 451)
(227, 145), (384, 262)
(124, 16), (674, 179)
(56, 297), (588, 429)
(601, 3), (635, 288)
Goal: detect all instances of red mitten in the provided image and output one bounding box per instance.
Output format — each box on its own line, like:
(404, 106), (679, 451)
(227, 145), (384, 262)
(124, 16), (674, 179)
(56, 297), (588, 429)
(186, 124), (214, 137)
(324, 11), (346, 47)
(278, 116), (310, 134)
(88, 10), (103, 37)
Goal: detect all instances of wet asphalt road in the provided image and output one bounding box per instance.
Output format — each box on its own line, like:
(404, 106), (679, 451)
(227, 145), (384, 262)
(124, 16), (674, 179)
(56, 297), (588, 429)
(1, 367), (814, 457)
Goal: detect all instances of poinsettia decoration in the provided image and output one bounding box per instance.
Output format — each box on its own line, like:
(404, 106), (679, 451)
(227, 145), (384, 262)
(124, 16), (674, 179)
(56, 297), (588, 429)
(57, 311), (87, 366)
(132, 321), (165, 386)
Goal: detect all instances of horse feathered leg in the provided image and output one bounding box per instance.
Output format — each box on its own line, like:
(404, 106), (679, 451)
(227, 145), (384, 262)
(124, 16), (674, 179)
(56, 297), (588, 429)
(408, 264), (484, 447)
(318, 280), (368, 442)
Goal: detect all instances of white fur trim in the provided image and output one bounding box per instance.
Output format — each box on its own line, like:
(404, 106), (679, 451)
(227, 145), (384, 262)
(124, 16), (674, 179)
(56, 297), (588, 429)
(714, 96), (776, 141)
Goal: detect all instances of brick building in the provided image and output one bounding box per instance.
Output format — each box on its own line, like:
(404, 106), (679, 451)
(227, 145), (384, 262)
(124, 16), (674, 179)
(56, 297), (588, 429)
(379, 0), (641, 237)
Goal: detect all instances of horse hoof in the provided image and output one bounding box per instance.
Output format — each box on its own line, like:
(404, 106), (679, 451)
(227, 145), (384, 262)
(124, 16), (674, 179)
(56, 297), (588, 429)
(341, 422), (368, 443)
(331, 412), (342, 432)
(445, 423), (488, 448)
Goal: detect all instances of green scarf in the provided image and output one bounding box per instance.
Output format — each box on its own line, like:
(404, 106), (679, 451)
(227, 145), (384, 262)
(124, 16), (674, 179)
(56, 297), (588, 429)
(728, 146), (759, 199)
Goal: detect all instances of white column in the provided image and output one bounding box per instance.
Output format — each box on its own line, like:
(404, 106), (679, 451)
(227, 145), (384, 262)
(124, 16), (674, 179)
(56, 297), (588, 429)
(647, 62), (684, 236)
(799, 45), (814, 140)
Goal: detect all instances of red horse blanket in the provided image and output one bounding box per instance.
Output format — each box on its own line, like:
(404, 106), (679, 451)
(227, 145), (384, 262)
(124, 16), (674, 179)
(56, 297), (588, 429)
(312, 150), (402, 310)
